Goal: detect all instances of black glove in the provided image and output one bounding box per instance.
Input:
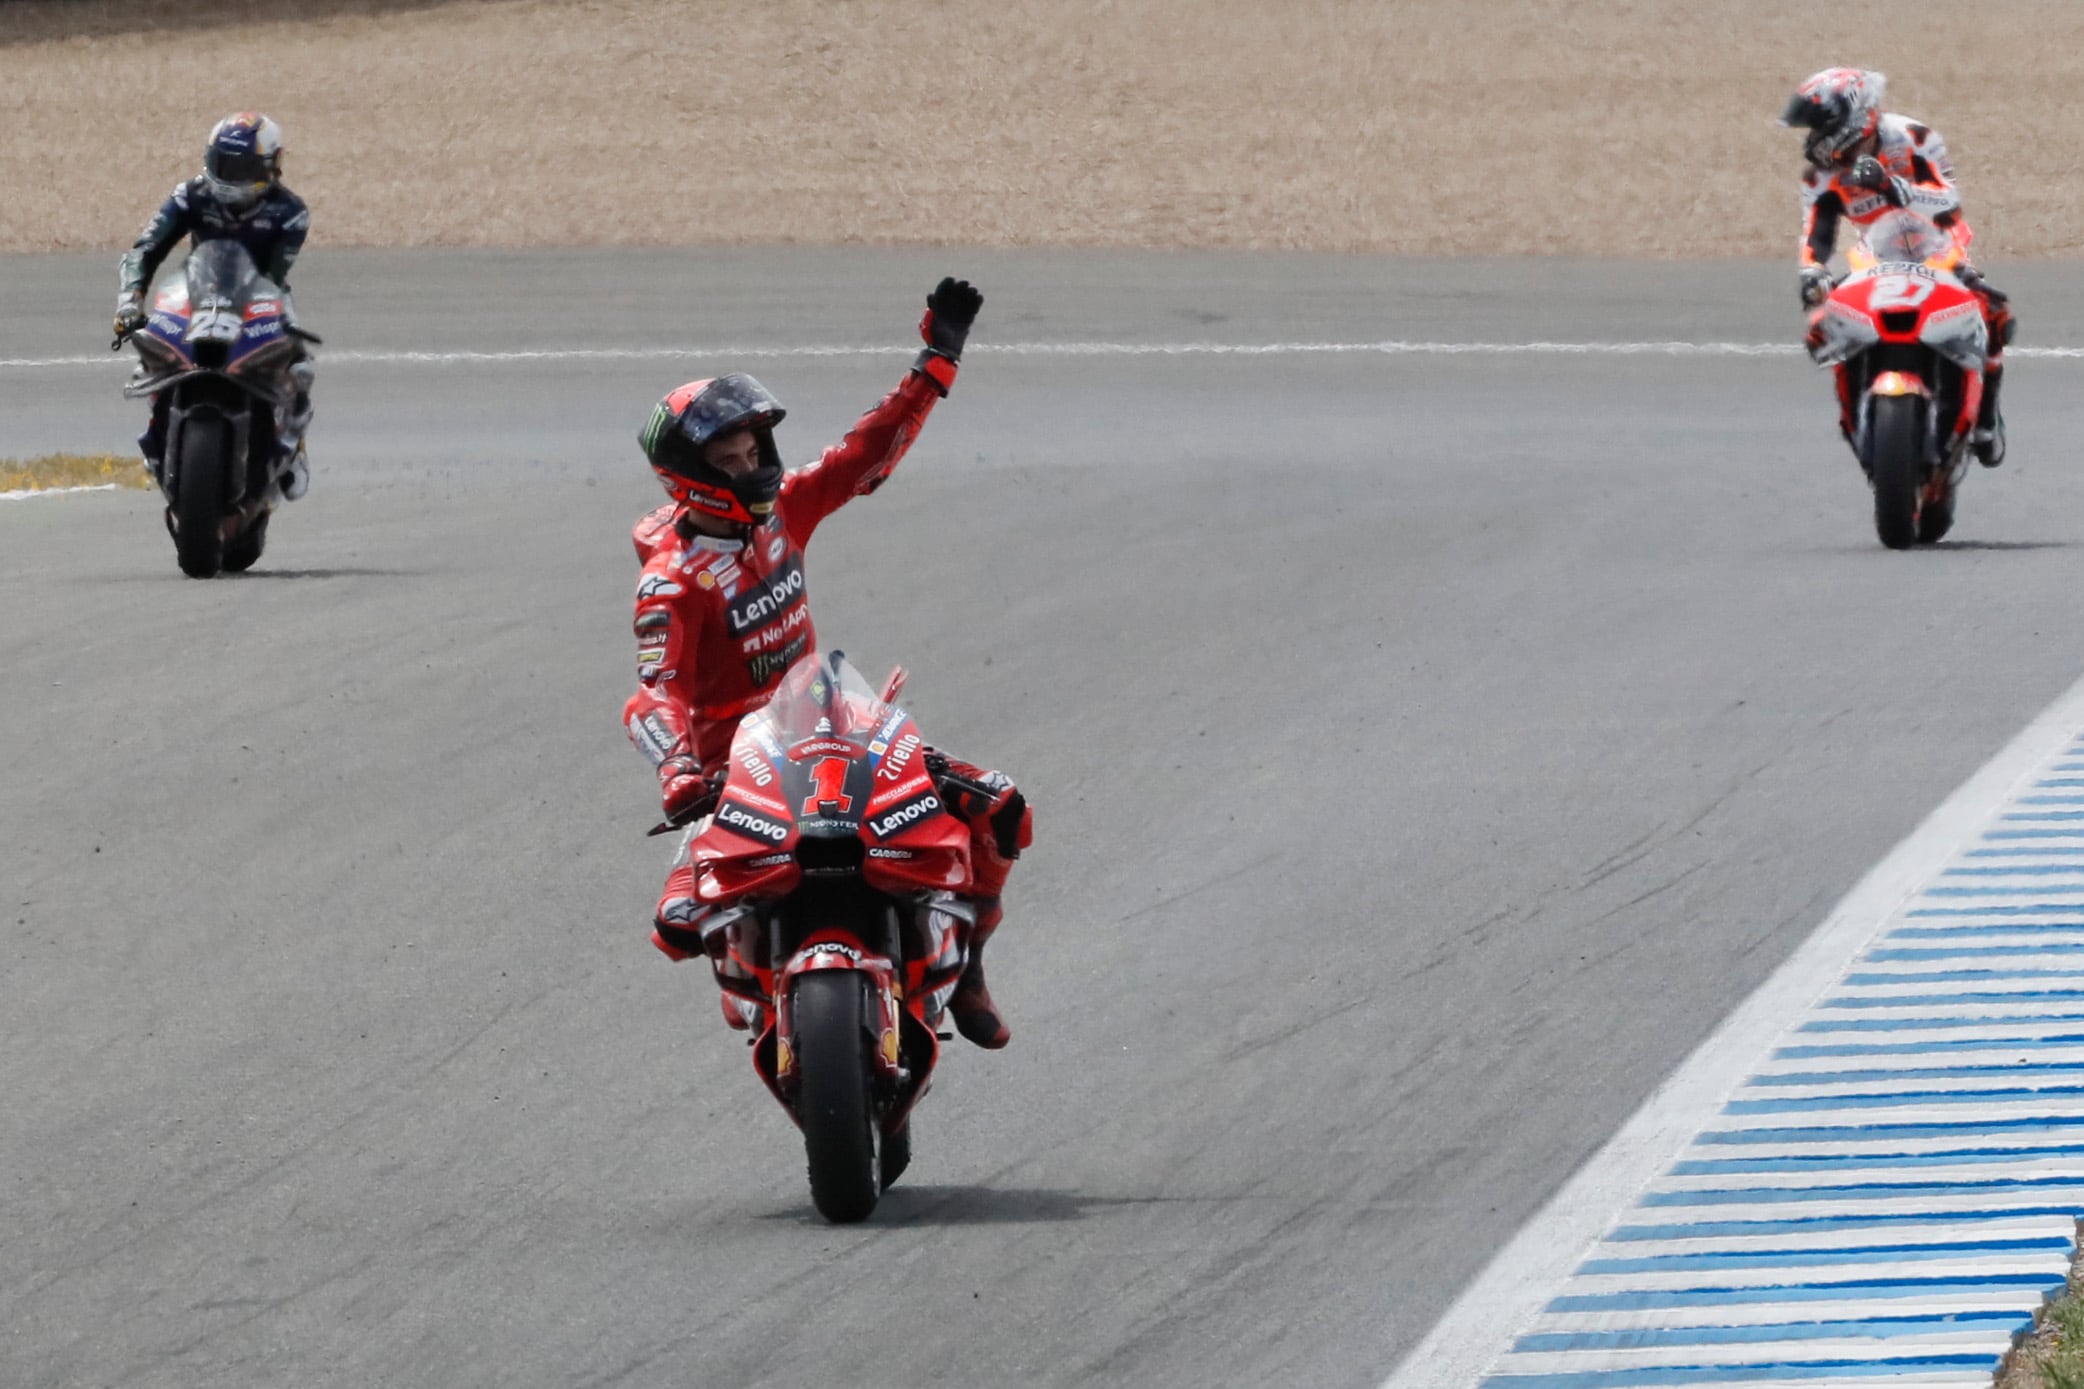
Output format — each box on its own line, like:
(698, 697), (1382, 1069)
(919, 277), (983, 362)
(1958, 265), (2009, 306)
(1849, 155), (1910, 208)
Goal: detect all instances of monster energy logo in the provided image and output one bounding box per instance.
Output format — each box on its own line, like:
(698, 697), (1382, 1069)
(640, 404), (672, 455)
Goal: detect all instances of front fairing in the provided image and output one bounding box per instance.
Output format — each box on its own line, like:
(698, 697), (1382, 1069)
(692, 652), (969, 901)
(127, 242), (293, 394)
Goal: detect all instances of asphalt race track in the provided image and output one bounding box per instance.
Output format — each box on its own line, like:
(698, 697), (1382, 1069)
(8, 248), (2084, 1388)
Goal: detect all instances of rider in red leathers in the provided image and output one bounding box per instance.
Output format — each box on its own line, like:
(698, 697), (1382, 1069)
(623, 278), (1029, 1049)
(1781, 68), (2013, 465)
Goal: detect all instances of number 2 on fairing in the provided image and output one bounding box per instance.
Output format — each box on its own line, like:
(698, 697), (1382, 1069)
(1871, 274), (1936, 310)
(804, 756), (853, 814)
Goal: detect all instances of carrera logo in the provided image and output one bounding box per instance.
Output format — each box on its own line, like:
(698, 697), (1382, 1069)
(725, 561), (805, 635)
(747, 851), (793, 868)
(715, 800), (788, 844)
(868, 847), (915, 860)
(867, 792), (941, 840)
(878, 732), (921, 782)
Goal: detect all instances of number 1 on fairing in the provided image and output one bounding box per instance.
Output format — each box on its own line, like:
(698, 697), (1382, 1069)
(805, 756), (853, 814)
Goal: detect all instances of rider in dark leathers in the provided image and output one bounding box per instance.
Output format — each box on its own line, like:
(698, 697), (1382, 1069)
(115, 113), (315, 499)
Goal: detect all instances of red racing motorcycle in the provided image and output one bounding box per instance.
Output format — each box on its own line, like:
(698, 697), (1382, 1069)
(682, 651), (973, 1222)
(1807, 209), (1991, 549)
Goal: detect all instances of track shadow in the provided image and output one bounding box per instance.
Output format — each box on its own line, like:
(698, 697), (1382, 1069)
(232, 566), (424, 579)
(1926, 540), (2082, 553)
(2, 0), (527, 45)
(760, 1184), (1145, 1228)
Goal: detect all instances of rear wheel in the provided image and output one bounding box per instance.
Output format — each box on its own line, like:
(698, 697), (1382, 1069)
(1916, 488), (1956, 545)
(1866, 394), (1923, 551)
(171, 415), (231, 577)
(793, 972), (880, 1223)
(223, 511), (270, 573)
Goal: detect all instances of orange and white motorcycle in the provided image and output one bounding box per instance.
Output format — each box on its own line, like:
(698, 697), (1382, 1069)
(1807, 208), (1991, 548)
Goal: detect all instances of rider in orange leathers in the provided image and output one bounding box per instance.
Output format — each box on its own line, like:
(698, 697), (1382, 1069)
(623, 278), (1028, 1049)
(1781, 68), (2012, 464)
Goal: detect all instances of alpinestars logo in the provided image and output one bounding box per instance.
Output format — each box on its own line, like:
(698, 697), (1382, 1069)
(715, 800), (789, 844)
(868, 791), (941, 840)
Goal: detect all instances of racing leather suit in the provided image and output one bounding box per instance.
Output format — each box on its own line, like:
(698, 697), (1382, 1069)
(120, 177), (310, 297)
(623, 362), (1031, 1038)
(121, 178), (314, 489)
(1801, 114), (2011, 441)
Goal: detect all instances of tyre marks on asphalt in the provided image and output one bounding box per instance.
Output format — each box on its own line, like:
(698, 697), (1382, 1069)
(1474, 739), (2084, 1387)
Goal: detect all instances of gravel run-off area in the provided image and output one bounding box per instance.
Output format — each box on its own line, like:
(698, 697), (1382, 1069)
(5, 0), (2083, 259)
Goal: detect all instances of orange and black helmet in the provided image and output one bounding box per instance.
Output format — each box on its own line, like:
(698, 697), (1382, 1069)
(639, 373), (786, 527)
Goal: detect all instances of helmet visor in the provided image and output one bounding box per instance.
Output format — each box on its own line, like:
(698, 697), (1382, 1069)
(677, 373), (786, 448)
(206, 146), (272, 186)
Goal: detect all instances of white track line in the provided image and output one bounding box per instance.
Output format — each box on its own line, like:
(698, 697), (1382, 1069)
(7, 340), (2084, 371)
(1380, 673), (2084, 1389)
(0, 483), (123, 502)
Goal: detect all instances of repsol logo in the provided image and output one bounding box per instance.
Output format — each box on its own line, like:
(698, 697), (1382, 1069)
(879, 732), (921, 782)
(716, 800), (788, 844)
(726, 561), (805, 635)
(868, 792), (941, 840)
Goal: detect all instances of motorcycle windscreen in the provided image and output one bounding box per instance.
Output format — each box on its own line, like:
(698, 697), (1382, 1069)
(744, 651), (898, 837)
(1857, 209), (1956, 269)
(184, 240), (267, 307)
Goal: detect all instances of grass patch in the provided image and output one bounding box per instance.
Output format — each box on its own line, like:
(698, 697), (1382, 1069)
(2000, 1230), (2084, 1389)
(0, 453), (151, 493)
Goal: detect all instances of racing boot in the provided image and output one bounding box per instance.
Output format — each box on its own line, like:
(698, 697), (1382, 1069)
(948, 897), (1011, 1049)
(1973, 363), (2006, 467)
(281, 359), (315, 498)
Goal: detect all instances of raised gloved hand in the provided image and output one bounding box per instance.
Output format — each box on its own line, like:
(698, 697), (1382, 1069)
(658, 755), (715, 823)
(919, 277), (984, 362)
(113, 293), (146, 340)
(1799, 264), (1834, 309)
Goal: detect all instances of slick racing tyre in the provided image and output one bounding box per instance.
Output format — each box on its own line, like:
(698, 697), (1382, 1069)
(1866, 394), (1923, 551)
(223, 511), (270, 573)
(793, 971), (881, 1223)
(171, 415), (231, 578)
(1916, 488), (1955, 545)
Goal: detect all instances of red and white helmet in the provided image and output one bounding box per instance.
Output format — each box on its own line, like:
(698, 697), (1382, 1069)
(1781, 69), (1885, 170)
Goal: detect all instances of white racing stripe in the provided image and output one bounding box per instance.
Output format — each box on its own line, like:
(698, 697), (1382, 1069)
(1382, 688), (2084, 1389)
(8, 340), (2084, 371)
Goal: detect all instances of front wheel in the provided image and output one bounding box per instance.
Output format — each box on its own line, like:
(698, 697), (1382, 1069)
(171, 415), (231, 577)
(792, 972), (880, 1223)
(1866, 394), (1924, 551)
(881, 1118), (912, 1191)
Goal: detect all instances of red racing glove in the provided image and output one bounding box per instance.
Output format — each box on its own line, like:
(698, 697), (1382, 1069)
(659, 756), (715, 824)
